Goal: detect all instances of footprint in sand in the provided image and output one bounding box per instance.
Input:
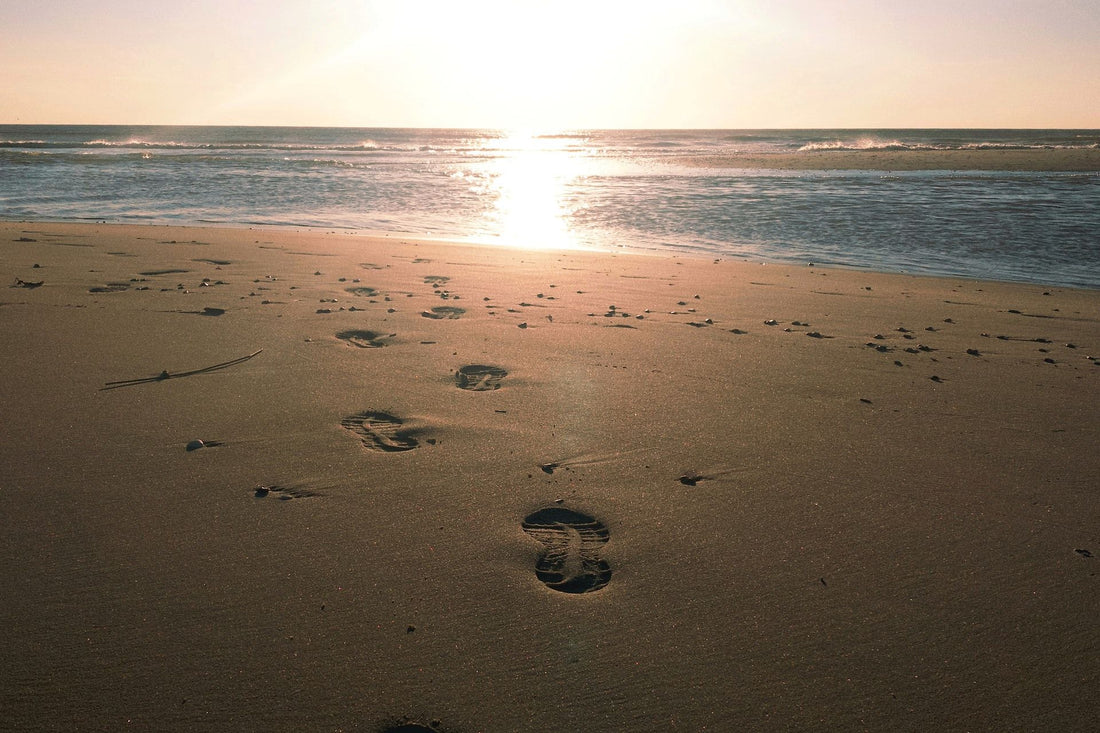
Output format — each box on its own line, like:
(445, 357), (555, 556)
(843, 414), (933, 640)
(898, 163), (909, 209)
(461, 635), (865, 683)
(381, 723), (437, 733)
(89, 282), (131, 293)
(346, 286), (379, 297)
(336, 329), (393, 348)
(422, 306), (465, 320)
(522, 507), (612, 593)
(455, 364), (507, 391)
(341, 411), (421, 452)
(253, 484), (321, 500)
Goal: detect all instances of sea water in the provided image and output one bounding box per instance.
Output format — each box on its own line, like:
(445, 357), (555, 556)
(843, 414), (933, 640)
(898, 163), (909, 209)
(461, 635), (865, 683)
(1, 126), (1097, 288)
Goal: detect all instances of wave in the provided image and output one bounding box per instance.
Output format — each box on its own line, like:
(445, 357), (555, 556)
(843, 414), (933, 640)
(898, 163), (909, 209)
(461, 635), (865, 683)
(0, 138), (444, 153)
(799, 138), (918, 152)
(798, 138), (1100, 152)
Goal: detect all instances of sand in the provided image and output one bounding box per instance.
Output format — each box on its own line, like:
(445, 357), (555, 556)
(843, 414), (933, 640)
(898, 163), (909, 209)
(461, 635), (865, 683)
(2, 221), (1099, 732)
(673, 147), (1100, 171)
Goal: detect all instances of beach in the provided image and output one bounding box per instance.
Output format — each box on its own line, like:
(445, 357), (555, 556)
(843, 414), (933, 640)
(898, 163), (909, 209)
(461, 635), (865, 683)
(2, 220), (1099, 732)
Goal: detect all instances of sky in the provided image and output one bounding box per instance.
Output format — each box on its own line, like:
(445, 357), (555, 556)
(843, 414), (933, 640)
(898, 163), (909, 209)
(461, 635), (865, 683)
(2, 0), (1098, 129)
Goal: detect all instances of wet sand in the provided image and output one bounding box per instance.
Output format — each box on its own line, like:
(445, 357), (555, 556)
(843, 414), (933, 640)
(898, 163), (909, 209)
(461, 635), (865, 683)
(2, 221), (1099, 731)
(673, 147), (1100, 171)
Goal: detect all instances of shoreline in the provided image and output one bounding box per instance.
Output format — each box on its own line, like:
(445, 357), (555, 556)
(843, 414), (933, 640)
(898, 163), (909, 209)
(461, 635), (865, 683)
(3, 220), (1099, 731)
(672, 146), (1100, 171)
(4, 218), (1098, 292)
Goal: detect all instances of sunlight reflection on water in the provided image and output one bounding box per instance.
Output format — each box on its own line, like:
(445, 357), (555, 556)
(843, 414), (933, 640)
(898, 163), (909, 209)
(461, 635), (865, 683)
(477, 132), (585, 250)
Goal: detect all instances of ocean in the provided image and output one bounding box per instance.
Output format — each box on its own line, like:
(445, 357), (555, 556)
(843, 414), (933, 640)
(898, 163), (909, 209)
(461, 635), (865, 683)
(1, 126), (1098, 288)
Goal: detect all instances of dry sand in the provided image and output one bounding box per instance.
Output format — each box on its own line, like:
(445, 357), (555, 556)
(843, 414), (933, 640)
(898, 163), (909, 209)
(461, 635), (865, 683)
(673, 147), (1100, 171)
(2, 221), (1099, 732)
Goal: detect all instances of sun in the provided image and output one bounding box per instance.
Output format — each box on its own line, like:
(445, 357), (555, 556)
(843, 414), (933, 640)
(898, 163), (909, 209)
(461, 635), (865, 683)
(347, 1), (650, 129)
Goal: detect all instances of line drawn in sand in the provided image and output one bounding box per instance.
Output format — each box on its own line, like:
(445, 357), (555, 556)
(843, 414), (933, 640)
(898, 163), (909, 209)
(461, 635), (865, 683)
(101, 349), (263, 390)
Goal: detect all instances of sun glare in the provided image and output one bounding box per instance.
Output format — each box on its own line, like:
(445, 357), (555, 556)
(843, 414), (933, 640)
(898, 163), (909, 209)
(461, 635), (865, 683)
(481, 131), (583, 250)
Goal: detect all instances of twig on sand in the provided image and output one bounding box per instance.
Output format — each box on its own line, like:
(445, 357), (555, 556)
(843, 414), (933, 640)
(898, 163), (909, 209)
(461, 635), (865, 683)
(102, 349), (263, 390)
